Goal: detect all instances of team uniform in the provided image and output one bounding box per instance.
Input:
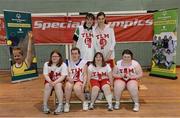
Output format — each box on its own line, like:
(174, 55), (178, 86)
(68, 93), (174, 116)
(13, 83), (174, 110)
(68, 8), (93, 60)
(115, 60), (140, 84)
(94, 25), (116, 68)
(74, 25), (95, 61)
(12, 62), (28, 76)
(43, 62), (68, 84)
(88, 64), (111, 89)
(66, 59), (87, 83)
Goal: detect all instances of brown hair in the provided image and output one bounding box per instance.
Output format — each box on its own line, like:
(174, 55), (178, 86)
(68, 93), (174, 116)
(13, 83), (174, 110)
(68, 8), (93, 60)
(122, 49), (133, 59)
(48, 50), (63, 67)
(12, 47), (23, 56)
(71, 47), (81, 55)
(92, 52), (106, 67)
(85, 13), (95, 20)
(97, 12), (108, 24)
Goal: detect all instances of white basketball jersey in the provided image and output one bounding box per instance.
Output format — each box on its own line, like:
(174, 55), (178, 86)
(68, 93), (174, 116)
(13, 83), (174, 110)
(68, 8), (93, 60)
(88, 64), (111, 80)
(76, 26), (95, 61)
(66, 59), (87, 81)
(94, 25), (116, 59)
(116, 60), (139, 80)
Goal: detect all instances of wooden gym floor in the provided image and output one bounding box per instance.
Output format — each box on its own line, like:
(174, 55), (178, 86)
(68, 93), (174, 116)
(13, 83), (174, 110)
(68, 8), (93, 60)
(0, 69), (180, 117)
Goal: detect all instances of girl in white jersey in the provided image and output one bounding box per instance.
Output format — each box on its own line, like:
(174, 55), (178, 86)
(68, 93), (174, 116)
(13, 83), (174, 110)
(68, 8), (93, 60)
(43, 50), (68, 114)
(113, 49), (143, 112)
(73, 13), (95, 61)
(64, 47), (88, 112)
(94, 12), (116, 68)
(88, 52), (113, 111)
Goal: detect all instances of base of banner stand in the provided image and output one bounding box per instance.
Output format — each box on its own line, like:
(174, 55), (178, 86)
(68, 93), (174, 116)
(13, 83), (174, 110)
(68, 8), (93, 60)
(149, 73), (178, 80)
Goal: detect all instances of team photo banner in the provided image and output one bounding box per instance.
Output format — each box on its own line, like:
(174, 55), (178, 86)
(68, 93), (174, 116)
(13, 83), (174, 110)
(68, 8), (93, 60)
(4, 10), (38, 83)
(150, 9), (178, 79)
(0, 13), (153, 44)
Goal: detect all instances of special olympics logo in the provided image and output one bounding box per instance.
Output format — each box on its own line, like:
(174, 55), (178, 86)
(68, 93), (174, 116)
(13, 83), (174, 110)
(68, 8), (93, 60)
(16, 13), (21, 19)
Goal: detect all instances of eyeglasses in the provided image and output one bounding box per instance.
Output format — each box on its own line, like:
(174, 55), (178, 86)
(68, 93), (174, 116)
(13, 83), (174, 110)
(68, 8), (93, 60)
(52, 56), (60, 58)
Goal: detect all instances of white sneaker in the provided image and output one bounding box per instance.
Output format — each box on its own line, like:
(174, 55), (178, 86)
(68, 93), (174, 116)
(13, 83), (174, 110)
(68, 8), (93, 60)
(133, 103), (140, 112)
(64, 103), (70, 113)
(42, 105), (50, 114)
(114, 102), (120, 110)
(54, 103), (63, 114)
(89, 103), (94, 110)
(83, 101), (89, 111)
(108, 104), (113, 111)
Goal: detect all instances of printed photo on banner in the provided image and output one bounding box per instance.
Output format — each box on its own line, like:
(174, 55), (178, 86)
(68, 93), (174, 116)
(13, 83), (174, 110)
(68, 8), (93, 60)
(4, 10), (38, 83)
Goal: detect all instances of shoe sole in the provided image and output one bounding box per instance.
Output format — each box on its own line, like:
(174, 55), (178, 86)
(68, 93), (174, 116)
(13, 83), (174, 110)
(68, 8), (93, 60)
(43, 111), (50, 114)
(53, 112), (63, 115)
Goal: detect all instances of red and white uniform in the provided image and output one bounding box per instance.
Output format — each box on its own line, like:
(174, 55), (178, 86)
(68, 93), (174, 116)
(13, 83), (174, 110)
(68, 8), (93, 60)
(116, 60), (140, 82)
(88, 64), (111, 89)
(94, 25), (116, 60)
(43, 62), (68, 83)
(75, 26), (95, 61)
(66, 59), (87, 82)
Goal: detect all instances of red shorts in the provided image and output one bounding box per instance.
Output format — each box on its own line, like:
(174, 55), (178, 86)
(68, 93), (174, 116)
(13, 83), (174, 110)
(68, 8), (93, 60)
(90, 79), (110, 89)
(106, 59), (115, 68)
(114, 77), (137, 84)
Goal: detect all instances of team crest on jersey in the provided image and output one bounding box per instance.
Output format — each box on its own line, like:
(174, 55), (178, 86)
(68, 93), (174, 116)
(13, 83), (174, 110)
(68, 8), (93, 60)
(81, 32), (93, 48)
(49, 71), (61, 81)
(96, 34), (109, 49)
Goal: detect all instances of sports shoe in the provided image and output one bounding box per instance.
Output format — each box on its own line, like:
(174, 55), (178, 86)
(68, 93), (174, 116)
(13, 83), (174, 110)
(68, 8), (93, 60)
(89, 103), (94, 110)
(83, 101), (89, 111)
(42, 105), (50, 114)
(64, 103), (70, 113)
(108, 104), (113, 111)
(133, 103), (140, 112)
(114, 101), (120, 110)
(54, 103), (63, 114)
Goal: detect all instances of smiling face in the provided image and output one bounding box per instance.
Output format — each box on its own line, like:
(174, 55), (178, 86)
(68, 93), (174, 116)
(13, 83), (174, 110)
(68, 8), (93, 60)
(95, 53), (103, 64)
(13, 49), (23, 64)
(51, 52), (61, 64)
(122, 54), (132, 63)
(97, 15), (106, 26)
(85, 17), (94, 28)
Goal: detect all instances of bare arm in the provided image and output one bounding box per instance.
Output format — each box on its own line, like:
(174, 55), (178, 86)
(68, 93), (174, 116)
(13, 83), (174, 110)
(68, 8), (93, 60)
(53, 75), (66, 85)
(25, 31), (33, 68)
(108, 71), (113, 87)
(112, 66), (124, 78)
(129, 63), (143, 79)
(105, 28), (116, 61)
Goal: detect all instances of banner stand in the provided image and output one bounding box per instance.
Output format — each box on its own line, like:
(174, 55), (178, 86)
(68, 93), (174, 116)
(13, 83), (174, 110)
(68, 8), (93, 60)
(150, 8), (178, 80)
(4, 10), (38, 83)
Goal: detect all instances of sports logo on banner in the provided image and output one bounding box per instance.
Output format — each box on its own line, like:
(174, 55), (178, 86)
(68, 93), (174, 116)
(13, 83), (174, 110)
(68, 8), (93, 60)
(4, 10), (38, 83)
(150, 9), (178, 79)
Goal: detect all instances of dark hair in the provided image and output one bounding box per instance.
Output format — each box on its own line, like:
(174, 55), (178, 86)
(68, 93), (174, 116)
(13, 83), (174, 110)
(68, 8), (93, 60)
(71, 47), (81, 55)
(85, 13), (95, 20)
(92, 52), (106, 67)
(12, 47), (23, 56)
(96, 12), (107, 24)
(122, 49), (133, 59)
(48, 50), (63, 67)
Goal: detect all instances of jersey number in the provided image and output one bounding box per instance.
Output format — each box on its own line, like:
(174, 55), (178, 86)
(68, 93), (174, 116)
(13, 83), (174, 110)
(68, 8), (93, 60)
(85, 37), (92, 48)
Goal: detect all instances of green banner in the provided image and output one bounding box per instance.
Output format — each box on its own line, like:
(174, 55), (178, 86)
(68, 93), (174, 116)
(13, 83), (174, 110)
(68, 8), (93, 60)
(4, 10), (38, 83)
(150, 9), (178, 79)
